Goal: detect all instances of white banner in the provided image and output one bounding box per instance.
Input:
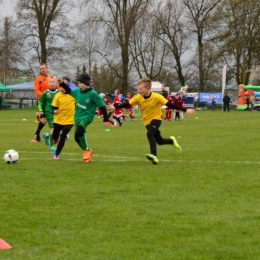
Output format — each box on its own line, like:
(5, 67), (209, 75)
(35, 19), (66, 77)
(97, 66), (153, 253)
(222, 65), (227, 96)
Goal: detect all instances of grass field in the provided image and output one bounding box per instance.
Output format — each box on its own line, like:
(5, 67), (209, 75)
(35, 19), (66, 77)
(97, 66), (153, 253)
(1, 107), (260, 259)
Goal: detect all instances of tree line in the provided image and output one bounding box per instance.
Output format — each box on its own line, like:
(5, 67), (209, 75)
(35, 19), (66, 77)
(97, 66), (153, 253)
(1, 0), (260, 95)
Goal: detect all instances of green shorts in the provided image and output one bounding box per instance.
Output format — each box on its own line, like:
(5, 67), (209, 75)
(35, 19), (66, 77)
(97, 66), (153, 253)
(75, 118), (91, 133)
(45, 114), (54, 129)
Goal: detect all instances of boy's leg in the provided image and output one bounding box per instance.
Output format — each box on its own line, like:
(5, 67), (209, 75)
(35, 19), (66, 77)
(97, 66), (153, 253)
(113, 115), (122, 126)
(74, 125), (87, 150)
(146, 120), (163, 156)
(148, 120), (182, 153)
(180, 112), (184, 121)
(52, 123), (62, 145)
(49, 127), (55, 150)
(75, 120), (92, 162)
(55, 125), (73, 157)
(43, 117), (53, 147)
(31, 117), (46, 142)
(176, 112), (180, 119)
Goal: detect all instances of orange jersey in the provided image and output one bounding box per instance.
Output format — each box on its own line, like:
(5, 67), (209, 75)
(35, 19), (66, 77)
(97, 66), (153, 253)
(34, 74), (50, 100)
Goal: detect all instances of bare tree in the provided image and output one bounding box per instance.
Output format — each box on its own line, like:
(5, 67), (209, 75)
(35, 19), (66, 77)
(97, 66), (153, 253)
(80, 0), (151, 94)
(154, 0), (191, 87)
(183, 0), (222, 91)
(212, 0), (260, 85)
(0, 17), (24, 83)
(14, 0), (74, 66)
(129, 10), (168, 81)
(249, 66), (260, 86)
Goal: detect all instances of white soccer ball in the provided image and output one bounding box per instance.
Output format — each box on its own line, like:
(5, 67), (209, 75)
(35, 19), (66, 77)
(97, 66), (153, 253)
(4, 149), (19, 164)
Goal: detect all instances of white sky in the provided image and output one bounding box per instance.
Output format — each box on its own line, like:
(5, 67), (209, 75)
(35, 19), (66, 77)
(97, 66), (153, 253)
(0, 0), (16, 17)
(0, 0), (80, 25)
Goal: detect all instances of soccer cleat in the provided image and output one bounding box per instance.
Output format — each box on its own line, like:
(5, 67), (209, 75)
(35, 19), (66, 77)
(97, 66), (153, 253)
(146, 154), (158, 165)
(43, 133), (50, 146)
(53, 154), (59, 160)
(83, 149), (92, 163)
(170, 136), (182, 153)
(30, 132), (41, 142)
(48, 146), (56, 151)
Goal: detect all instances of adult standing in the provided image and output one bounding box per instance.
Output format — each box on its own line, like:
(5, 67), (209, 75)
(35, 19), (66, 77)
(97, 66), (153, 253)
(161, 85), (168, 99)
(222, 93), (230, 112)
(30, 63), (51, 142)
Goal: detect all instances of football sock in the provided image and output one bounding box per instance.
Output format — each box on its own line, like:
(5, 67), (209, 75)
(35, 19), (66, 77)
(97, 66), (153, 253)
(79, 135), (87, 150)
(55, 150), (60, 156)
(49, 133), (53, 147)
(36, 121), (45, 134)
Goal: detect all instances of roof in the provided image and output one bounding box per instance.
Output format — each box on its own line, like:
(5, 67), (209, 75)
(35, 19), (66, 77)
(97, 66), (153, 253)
(7, 82), (34, 90)
(0, 82), (12, 92)
(7, 81), (78, 91)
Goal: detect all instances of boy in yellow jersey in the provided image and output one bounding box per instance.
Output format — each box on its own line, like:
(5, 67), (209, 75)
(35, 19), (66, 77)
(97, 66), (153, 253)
(108, 77), (196, 164)
(51, 82), (75, 160)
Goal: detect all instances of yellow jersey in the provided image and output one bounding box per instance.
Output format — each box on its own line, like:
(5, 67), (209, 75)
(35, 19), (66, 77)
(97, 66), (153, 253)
(52, 93), (75, 125)
(129, 92), (167, 126)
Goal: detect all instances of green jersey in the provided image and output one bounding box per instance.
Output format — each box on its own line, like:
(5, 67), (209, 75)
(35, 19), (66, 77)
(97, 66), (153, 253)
(38, 89), (59, 116)
(71, 88), (105, 124)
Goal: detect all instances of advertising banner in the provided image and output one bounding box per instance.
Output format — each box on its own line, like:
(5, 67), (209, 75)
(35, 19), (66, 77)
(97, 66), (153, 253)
(199, 92), (223, 102)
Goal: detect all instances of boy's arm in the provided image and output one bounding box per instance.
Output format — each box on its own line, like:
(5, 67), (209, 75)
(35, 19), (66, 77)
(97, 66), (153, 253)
(166, 101), (187, 112)
(111, 102), (130, 109)
(34, 76), (42, 99)
(52, 105), (59, 114)
(166, 101), (196, 116)
(99, 106), (109, 122)
(37, 93), (46, 112)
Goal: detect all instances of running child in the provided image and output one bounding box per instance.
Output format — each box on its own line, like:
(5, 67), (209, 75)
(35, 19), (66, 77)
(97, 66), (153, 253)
(108, 77), (195, 165)
(37, 75), (59, 150)
(52, 82), (75, 160)
(70, 73), (111, 163)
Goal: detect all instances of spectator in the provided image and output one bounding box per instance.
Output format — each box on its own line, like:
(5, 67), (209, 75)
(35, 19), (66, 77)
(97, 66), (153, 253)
(250, 95), (257, 108)
(223, 93), (230, 112)
(161, 85), (168, 99)
(212, 99), (216, 112)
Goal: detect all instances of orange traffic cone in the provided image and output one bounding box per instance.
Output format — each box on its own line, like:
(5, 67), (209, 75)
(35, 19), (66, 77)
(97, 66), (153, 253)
(0, 238), (12, 249)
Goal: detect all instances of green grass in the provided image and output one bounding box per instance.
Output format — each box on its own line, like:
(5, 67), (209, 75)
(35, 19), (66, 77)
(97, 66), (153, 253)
(1, 108), (260, 259)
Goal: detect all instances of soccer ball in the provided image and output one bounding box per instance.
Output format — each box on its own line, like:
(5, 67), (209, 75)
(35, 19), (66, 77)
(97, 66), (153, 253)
(4, 149), (19, 164)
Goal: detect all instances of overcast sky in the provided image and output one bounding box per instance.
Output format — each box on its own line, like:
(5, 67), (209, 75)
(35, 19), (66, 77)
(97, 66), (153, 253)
(0, 0), (81, 26)
(0, 0), (16, 17)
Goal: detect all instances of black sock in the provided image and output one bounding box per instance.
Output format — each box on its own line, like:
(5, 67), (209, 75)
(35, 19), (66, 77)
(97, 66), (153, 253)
(36, 122), (45, 134)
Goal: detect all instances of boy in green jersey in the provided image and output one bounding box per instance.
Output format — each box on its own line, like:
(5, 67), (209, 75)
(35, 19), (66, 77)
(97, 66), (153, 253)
(37, 75), (59, 150)
(70, 73), (111, 163)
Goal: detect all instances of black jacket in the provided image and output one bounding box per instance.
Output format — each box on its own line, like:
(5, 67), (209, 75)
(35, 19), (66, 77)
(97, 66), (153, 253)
(223, 95), (230, 104)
